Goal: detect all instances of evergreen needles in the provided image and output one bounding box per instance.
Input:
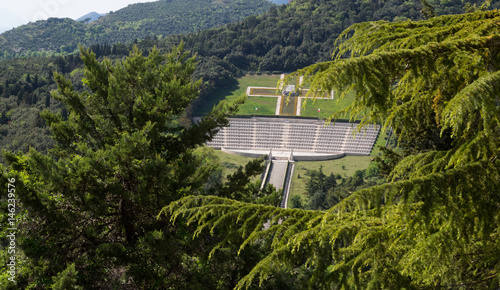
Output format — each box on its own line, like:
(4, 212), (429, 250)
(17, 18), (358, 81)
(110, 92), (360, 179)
(167, 10), (500, 289)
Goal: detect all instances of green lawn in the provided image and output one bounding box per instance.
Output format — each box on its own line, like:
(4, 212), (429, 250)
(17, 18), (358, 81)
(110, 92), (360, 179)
(299, 91), (360, 119)
(236, 96), (277, 115)
(193, 74), (281, 115)
(213, 150), (265, 183)
(371, 128), (390, 156)
(289, 156), (373, 202)
(280, 96), (297, 115)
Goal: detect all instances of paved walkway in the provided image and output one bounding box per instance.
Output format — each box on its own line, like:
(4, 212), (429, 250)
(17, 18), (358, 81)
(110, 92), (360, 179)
(267, 161), (288, 190)
(264, 160), (293, 209)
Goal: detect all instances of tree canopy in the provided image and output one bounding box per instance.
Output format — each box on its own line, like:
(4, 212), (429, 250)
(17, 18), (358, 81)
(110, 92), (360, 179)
(0, 44), (252, 288)
(167, 10), (500, 289)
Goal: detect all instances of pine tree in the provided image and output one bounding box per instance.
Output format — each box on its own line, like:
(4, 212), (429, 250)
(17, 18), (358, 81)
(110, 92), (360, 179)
(33, 73), (39, 89)
(2, 44), (243, 288)
(166, 10), (500, 289)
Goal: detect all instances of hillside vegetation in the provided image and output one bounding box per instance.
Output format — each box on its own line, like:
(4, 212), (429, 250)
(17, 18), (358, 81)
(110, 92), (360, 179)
(0, 0), (273, 58)
(1, 0), (500, 287)
(173, 0), (497, 110)
(176, 0), (496, 72)
(0, 0), (495, 162)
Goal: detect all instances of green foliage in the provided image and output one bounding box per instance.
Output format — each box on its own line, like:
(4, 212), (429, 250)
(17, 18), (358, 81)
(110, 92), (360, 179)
(0, 0), (273, 58)
(51, 264), (83, 290)
(179, 0), (495, 113)
(0, 54), (84, 163)
(168, 10), (500, 288)
(420, 0), (436, 19)
(304, 166), (329, 194)
(289, 194), (304, 209)
(303, 167), (383, 210)
(0, 44), (244, 288)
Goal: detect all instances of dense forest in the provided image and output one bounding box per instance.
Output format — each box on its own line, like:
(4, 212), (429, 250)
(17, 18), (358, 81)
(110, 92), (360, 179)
(290, 164), (385, 210)
(1, 0), (499, 288)
(165, 0), (500, 111)
(0, 0), (273, 58)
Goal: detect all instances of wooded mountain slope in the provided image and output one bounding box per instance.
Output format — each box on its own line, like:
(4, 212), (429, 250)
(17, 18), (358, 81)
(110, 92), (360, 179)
(0, 0), (497, 162)
(0, 0), (273, 58)
(174, 0), (498, 72)
(161, 0), (498, 110)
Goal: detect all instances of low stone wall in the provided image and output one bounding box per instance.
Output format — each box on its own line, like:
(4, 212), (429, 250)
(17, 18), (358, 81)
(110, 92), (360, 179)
(221, 148), (347, 161)
(260, 161), (272, 191)
(221, 148), (269, 159)
(292, 153), (346, 161)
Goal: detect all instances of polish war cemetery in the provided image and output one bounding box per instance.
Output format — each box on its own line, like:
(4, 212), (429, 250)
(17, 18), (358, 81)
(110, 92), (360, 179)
(196, 73), (382, 209)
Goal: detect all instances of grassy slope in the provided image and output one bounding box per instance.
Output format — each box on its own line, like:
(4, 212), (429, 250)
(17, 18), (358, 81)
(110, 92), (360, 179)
(213, 150), (262, 183)
(289, 156), (373, 203)
(194, 74), (281, 115)
(299, 91), (358, 118)
(237, 96), (277, 115)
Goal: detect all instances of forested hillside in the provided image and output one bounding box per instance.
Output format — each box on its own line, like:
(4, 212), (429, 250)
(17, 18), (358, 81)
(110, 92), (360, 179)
(175, 0), (498, 72)
(165, 0), (498, 110)
(0, 0), (494, 163)
(93, 0), (273, 41)
(0, 0), (273, 58)
(0, 18), (88, 58)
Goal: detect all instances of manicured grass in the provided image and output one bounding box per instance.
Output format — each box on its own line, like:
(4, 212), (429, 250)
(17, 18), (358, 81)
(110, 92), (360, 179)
(250, 88), (279, 95)
(193, 74), (281, 115)
(212, 150), (264, 183)
(280, 96), (297, 115)
(243, 74), (282, 87)
(299, 91), (360, 119)
(289, 156), (373, 202)
(236, 96), (277, 115)
(371, 128), (390, 156)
